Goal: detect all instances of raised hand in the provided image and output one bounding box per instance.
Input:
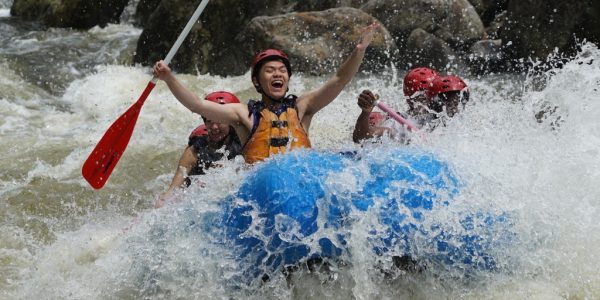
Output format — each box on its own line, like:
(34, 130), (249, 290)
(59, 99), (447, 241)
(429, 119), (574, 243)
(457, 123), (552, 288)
(153, 60), (173, 81)
(357, 89), (379, 113)
(356, 23), (380, 50)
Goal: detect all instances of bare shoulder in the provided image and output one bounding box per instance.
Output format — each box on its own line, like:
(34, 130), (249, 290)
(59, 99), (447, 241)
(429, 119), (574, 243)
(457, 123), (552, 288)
(295, 90), (317, 116)
(232, 102), (249, 113)
(181, 146), (198, 167)
(231, 103), (253, 132)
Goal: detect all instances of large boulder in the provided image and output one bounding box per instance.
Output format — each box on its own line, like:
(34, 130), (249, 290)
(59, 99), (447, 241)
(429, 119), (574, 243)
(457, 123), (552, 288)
(582, 1), (600, 44)
(468, 0), (507, 26)
(134, 0), (289, 75)
(234, 7), (398, 75)
(485, 10), (507, 39)
(10, 0), (128, 29)
(405, 28), (461, 71)
(361, 0), (485, 52)
(292, 0), (369, 12)
(468, 39), (505, 73)
(498, 0), (599, 63)
(134, 0), (162, 27)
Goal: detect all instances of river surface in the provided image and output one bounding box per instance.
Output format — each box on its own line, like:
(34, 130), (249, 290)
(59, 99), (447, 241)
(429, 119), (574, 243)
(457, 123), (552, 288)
(1, 2), (600, 299)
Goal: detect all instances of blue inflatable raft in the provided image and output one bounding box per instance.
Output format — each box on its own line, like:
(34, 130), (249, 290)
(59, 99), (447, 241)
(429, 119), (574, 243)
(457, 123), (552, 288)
(220, 148), (512, 281)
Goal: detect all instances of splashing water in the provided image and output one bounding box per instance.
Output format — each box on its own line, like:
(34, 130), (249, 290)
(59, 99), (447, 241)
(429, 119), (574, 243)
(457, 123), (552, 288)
(1, 12), (600, 299)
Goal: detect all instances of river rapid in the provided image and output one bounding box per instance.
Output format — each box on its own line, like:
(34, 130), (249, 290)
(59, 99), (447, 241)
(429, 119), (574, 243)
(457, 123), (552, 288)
(1, 3), (600, 299)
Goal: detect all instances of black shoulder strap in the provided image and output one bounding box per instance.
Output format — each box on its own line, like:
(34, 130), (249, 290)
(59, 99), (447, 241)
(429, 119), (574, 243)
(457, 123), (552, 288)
(270, 94), (298, 116)
(189, 134), (208, 149)
(247, 99), (264, 138)
(284, 94), (298, 107)
(226, 132), (243, 160)
(246, 100), (259, 116)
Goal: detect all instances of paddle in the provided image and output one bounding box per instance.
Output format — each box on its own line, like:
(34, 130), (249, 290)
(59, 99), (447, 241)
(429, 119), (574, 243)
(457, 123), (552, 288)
(82, 0), (211, 189)
(376, 100), (418, 131)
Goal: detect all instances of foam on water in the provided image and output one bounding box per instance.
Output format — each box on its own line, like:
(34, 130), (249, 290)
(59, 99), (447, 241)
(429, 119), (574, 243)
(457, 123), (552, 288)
(1, 41), (600, 299)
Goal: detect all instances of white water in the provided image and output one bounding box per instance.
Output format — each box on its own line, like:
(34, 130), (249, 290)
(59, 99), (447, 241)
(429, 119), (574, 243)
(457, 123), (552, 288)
(1, 14), (599, 299)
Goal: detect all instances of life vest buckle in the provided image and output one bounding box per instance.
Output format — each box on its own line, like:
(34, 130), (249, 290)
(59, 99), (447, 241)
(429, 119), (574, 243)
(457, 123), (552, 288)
(270, 137), (289, 147)
(271, 120), (288, 128)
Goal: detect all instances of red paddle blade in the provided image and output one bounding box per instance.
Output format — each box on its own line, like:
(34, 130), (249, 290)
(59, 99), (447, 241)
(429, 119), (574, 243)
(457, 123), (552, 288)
(82, 82), (156, 189)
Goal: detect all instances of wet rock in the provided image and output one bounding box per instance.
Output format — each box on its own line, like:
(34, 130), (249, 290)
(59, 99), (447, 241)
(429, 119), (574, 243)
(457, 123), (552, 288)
(132, 0), (600, 77)
(582, 1), (600, 44)
(468, 0), (507, 26)
(468, 39), (505, 73)
(10, 0), (128, 29)
(498, 0), (595, 63)
(361, 0), (485, 53)
(485, 10), (506, 40)
(235, 8), (398, 75)
(134, 0), (289, 75)
(134, 0), (162, 27)
(405, 28), (462, 71)
(292, 0), (369, 12)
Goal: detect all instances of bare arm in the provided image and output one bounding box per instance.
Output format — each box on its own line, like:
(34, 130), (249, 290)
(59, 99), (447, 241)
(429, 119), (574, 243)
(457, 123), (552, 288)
(156, 146), (197, 208)
(153, 60), (249, 125)
(353, 111), (372, 143)
(297, 23), (379, 126)
(353, 112), (389, 143)
(352, 90), (388, 143)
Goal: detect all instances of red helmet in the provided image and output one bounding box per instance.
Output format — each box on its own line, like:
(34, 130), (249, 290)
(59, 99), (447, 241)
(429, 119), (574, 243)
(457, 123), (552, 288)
(403, 67), (439, 97)
(250, 48), (292, 79)
(368, 112), (386, 126)
(204, 91), (240, 104)
(427, 75), (468, 98)
(189, 124), (208, 138)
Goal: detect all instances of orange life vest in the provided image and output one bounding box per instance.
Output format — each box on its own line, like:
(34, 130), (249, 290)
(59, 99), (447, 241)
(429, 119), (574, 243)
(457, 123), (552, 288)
(242, 95), (311, 164)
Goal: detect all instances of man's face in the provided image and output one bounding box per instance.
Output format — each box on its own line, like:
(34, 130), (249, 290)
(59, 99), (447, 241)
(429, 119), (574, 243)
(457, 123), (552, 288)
(256, 60), (289, 99)
(437, 91), (467, 117)
(204, 119), (230, 143)
(440, 92), (460, 117)
(407, 92), (432, 115)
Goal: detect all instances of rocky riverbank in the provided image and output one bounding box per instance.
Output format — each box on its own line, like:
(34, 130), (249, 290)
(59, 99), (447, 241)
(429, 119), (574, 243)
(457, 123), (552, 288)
(10, 0), (600, 75)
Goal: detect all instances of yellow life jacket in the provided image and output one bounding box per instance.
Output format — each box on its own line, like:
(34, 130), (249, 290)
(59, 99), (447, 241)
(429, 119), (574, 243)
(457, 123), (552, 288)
(242, 95), (311, 164)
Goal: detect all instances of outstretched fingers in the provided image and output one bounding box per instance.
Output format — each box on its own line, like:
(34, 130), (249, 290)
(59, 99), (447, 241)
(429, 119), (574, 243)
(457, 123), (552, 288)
(357, 23), (380, 50)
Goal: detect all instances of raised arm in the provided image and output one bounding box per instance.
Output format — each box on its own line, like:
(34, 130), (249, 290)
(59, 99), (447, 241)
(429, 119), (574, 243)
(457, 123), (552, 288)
(153, 60), (248, 125)
(352, 90), (387, 143)
(298, 23), (379, 120)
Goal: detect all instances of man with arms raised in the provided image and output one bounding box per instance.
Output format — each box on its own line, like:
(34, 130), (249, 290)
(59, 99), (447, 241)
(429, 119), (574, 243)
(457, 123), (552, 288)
(153, 24), (378, 163)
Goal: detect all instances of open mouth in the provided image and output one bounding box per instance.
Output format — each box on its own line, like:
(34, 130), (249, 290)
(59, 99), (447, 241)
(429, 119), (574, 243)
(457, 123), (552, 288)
(271, 80), (284, 89)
